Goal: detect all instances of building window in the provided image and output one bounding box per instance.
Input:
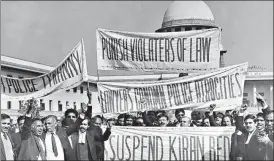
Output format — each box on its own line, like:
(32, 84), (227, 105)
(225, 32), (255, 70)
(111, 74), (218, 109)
(66, 89), (70, 92)
(66, 101), (69, 108)
(259, 92), (264, 96)
(167, 28), (171, 32)
(49, 100), (52, 111)
(175, 27), (181, 32)
(80, 86), (84, 94)
(242, 100), (250, 106)
(196, 26), (202, 30)
(73, 102), (77, 110)
(58, 101), (62, 111)
(40, 99), (45, 110)
(73, 87), (77, 93)
(243, 98), (248, 101)
(7, 74), (12, 77)
(243, 93), (248, 97)
(18, 76), (24, 79)
(7, 101), (11, 109)
(185, 27), (192, 31)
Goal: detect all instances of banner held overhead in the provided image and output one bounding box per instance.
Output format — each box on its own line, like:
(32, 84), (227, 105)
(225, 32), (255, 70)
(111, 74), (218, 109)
(97, 28), (221, 72)
(1, 39), (88, 100)
(98, 63), (248, 114)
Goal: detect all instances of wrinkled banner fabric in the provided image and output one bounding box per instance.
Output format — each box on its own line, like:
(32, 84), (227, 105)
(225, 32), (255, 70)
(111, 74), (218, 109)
(97, 28), (221, 72)
(1, 40), (88, 100)
(104, 126), (235, 161)
(98, 63), (248, 114)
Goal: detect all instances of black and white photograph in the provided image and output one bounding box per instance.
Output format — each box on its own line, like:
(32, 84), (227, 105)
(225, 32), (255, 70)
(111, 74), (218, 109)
(1, 1), (273, 160)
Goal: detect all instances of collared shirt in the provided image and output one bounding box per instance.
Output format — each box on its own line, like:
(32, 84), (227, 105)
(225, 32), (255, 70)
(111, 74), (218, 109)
(245, 129), (256, 144)
(37, 137), (46, 161)
(45, 132), (64, 160)
(1, 132), (14, 161)
(78, 131), (86, 144)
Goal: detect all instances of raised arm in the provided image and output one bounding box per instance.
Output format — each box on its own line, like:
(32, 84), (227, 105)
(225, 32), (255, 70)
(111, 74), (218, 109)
(209, 104), (217, 126)
(21, 114), (32, 140)
(235, 105), (247, 132)
(65, 113), (84, 136)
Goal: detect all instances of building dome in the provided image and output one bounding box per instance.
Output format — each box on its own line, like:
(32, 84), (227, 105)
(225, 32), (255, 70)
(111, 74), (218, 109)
(156, 1), (219, 32)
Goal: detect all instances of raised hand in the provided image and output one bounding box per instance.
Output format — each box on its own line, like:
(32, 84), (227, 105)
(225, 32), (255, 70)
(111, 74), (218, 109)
(209, 104), (216, 111)
(256, 92), (268, 108)
(240, 104), (248, 113)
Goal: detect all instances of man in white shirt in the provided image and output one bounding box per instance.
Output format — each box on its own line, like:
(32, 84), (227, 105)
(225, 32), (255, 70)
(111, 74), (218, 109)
(0, 113), (15, 161)
(42, 113), (84, 161)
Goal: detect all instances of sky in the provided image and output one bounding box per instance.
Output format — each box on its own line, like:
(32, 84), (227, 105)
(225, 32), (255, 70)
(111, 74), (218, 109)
(1, 1), (273, 76)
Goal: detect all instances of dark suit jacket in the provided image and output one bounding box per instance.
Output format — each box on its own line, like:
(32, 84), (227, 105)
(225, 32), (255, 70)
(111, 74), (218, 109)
(11, 132), (21, 156)
(1, 132), (16, 161)
(17, 116), (46, 161)
(235, 115), (264, 160)
(41, 117), (83, 161)
(70, 130), (97, 161)
(88, 126), (111, 160)
(230, 131), (245, 160)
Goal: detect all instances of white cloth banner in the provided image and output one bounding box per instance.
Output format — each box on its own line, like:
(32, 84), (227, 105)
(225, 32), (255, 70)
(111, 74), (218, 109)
(98, 63), (248, 114)
(1, 40), (88, 100)
(104, 126), (235, 161)
(97, 28), (221, 72)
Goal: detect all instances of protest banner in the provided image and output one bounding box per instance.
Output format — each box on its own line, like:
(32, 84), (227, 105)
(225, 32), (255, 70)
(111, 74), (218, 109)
(104, 126), (235, 161)
(1, 39), (88, 100)
(98, 63), (248, 114)
(97, 28), (221, 72)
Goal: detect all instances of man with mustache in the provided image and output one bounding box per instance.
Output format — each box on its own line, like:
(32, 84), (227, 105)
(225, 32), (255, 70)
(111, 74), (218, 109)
(256, 113), (266, 131)
(1, 113), (16, 161)
(17, 111), (46, 161)
(70, 118), (98, 160)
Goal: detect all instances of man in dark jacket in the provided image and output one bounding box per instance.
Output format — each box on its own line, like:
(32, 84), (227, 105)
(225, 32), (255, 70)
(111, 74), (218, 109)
(1, 113), (16, 161)
(17, 114), (46, 161)
(89, 117), (111, 161)
(42, 113), (84, 160)
(11, 115), (25, 155)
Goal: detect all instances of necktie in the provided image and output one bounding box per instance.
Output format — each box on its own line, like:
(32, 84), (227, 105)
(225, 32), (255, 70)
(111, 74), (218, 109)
(3, 133), (8, 140)
(51, 133), (58, 157)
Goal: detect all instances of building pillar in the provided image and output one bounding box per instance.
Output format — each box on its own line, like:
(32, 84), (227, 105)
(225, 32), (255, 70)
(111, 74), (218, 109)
(270, 85), (273, 108)
(253, 84), (257, 107)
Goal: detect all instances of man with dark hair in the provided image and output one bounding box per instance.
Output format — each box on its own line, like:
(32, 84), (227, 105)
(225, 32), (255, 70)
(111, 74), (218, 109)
(1, 113), (16, 161)
(256, 112), (266, 131)
(64, 109), (79, 122)
(235, 106), (264, 160)
(222, 115), (233, 126)
(170, 108), (185, 126)
(11, 115), (25, 155)
(142, 111), (158, 126)
(124, 114), (134, 126)
(116, 114), (125, 126)
(157, 113), (169, 127)
(215, 113), (224, 126)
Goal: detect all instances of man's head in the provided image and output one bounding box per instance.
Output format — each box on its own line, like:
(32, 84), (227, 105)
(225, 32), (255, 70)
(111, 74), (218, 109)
(147, 111), (156, 123)
(107, 118), (116, 126)
(244, 114), (257, 132)
(194, 115), (203, 126)
(157, 113), (169, 127)
(265, 111), (273, 131)
(117, 114), (125, 126)
(255, 113), (265, 131)
(175, 108), (185, 122)
(62, 118), (74, 129)
(215, 113), (224, 126)
(90, 117), (102, 127)
(203, 117), (210, 127)
(17, 116), (25, 132)
(79, 119), (90, 133)
(222, 115), (233, 126)
(64, 109), (78, 122)
(181, 116), (191, 127)
(31, 118), (44, 136)
(45, 115), (58, 132)
(135, 117), (144, 126)
(124, 114), (134, 126)
(1, 114), (11, 133)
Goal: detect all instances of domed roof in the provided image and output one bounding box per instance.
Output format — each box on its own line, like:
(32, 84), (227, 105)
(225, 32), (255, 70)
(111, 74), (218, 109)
(156, 1), (219, 32)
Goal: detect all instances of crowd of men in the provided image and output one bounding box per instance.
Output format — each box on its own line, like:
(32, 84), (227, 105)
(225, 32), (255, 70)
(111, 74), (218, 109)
(1, 90), (273, 161)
